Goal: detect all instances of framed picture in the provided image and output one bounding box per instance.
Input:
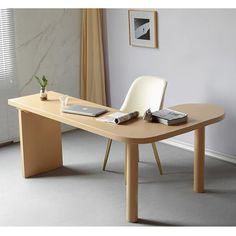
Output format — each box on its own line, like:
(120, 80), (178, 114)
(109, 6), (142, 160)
(128, 10), (158, 48)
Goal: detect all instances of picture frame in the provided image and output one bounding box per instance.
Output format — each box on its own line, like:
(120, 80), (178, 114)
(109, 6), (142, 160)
(128, 10), (158, 48)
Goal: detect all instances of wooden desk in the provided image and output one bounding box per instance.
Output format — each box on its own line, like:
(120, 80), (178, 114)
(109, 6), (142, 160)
(8, 91), (224, 223)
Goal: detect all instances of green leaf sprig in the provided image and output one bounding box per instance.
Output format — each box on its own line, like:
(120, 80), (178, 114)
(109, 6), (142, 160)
(35, 75), (48, 89)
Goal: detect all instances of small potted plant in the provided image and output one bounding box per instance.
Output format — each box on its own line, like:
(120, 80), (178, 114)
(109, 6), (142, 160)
(35, 75), (48, 101)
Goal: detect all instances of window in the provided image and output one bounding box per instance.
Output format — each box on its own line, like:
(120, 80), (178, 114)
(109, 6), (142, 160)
(0, 9), (16, 84)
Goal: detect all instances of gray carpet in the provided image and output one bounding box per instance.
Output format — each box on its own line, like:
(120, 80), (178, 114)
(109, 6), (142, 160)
(0, 129), (236, 226)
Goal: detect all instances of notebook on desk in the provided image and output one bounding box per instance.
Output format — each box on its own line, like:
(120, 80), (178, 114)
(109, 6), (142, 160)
(62, 104), (107, 117)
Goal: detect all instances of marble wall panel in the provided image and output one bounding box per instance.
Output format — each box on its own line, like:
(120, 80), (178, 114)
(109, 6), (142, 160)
(15, 9), (81, 98)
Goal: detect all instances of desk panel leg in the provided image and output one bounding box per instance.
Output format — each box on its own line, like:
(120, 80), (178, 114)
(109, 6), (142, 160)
(126, 143), (138, 223)
(194, 127), (205, 193)
(19, 110), (63, 177)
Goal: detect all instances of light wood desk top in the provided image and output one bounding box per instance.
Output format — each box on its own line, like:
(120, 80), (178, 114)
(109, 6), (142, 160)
(8, 91), (225, 144)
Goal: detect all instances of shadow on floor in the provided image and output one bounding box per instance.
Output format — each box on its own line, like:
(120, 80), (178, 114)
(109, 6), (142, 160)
(33, 166), (92, 178)
(137, 218), (182, 226)
(205, 189), (236, 195)
(105, 169), (124, 175)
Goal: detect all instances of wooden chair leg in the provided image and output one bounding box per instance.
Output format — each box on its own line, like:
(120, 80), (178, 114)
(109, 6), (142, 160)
(102, 139), (113, 171)
(152, 143), (163, 175)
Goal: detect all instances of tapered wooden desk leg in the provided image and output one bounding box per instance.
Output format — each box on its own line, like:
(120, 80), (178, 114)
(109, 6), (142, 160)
(19, 110), (63, 177)
(126, 143), (139, 223)
(194, 127), (205, 193)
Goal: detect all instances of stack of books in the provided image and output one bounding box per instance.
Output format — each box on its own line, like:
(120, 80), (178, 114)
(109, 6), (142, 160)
(152, 108), (188, 125)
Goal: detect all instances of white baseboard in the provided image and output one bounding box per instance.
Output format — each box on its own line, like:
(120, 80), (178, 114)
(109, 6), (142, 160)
(161, 139), (236, 165)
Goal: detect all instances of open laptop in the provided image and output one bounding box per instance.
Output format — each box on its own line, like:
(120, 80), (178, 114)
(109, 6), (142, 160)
(62, 104), (107, 117)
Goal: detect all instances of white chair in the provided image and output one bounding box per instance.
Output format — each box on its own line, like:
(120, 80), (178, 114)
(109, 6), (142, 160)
(102, 75), (168, 176)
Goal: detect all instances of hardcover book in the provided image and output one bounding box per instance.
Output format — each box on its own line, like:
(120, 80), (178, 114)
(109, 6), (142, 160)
(152, 109), (188, 125)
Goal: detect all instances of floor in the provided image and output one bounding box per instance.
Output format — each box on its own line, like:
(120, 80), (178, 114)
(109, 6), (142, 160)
(0, 129), (236, 226)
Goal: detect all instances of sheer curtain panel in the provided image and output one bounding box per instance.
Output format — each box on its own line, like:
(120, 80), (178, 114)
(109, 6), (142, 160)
(80, 9), (107, 106)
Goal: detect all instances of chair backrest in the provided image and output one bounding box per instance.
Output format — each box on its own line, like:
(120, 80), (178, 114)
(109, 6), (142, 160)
(120, 76), (168, 116)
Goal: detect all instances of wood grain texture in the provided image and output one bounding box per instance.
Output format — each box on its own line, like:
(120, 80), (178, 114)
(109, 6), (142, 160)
(194, 127), (205, 193)
(126, 143), (139, 223)
(8, 91), (225, 144)
(19, 110), (63, 177)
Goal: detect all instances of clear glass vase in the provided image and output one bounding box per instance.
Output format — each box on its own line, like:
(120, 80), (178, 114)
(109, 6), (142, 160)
(40, 87), (47, 101)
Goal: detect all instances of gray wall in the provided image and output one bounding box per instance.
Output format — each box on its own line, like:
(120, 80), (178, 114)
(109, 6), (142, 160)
(103, 9), (236, 157)
(15, 9), (81, 97)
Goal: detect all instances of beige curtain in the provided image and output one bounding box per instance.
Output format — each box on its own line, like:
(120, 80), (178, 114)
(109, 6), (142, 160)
(80, 9), (107, 106)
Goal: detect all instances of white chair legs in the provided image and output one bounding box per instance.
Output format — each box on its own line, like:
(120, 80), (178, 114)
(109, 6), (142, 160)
(102, 139), (163, 177)
(151, 143), (163, 175)
(102, 139), (112, 171)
